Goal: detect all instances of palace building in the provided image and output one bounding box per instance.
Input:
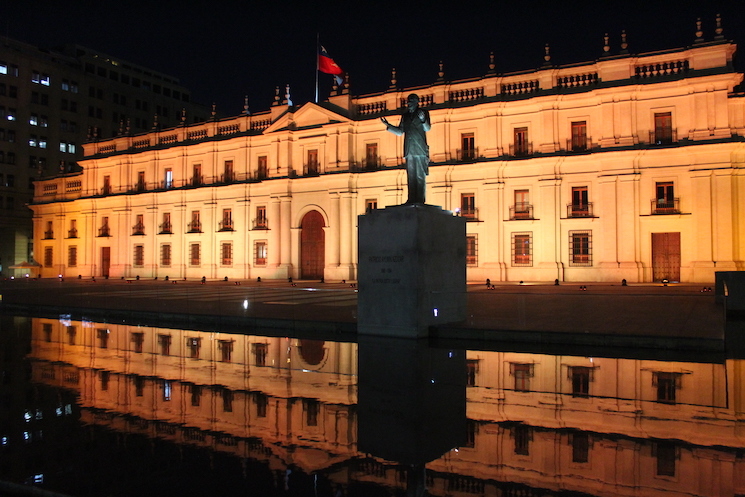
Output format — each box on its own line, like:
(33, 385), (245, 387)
(29, 30), (745, 283)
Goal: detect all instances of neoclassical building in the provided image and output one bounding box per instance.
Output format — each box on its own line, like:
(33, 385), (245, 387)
(29, 34), (745, 283)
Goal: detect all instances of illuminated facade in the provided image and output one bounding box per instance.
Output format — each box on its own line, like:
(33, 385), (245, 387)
(29, 36), (745, 283)
(26, 317), (745, 496)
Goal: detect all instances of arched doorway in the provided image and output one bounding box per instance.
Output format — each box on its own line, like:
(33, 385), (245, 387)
(300, 210), (325, 279)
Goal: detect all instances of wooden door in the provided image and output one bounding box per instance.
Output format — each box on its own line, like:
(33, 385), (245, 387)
(100, 247), (110, 278)
(652, 232), (680, 282)
(300, 211), (325, 279)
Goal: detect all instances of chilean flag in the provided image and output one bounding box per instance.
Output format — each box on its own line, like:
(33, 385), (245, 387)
(318, 46), (344, 84)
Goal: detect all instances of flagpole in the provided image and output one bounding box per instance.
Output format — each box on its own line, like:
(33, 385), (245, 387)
(314, 33), (319, 103)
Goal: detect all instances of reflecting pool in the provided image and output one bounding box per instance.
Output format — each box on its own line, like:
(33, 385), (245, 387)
(0, 313), (742, 496)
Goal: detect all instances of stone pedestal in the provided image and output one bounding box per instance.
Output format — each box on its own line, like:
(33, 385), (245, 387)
(357, 204), (467, 337)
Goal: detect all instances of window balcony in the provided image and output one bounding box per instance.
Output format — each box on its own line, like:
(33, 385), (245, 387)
(304, 163), (320, 177)
(67, 229), (78, 238)
(221, 172), (236, 184)
(567, 202), (593, 218)
(98, 227), (110, 237)
(649, 129), (677, 146)
(456, 147), (479, 162)
(218, 220), (234, 231)
(509, 204), (534, 220)
(159, 222), (172, 234)
(134, 182), (147, 193)
(132, 223), (145, 235)
(509, 142), (533, 157)
(101, 186), (112, 195)
(43, 230), (54, 239)
(459, 207), (479, 221)
(566, 137), (591, 152)
(651, 198), (680, 214)
(191, 175), (203, 187)
(253, 218), (268, 230)
(187, 221), (202, 233)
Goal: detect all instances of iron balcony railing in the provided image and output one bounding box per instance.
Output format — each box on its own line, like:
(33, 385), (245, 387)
(132, 223), (145, 235)
(567, 202), (593, 217)
(509, 204), (534, 220)
(651, 197), (680, 214)
(187, 221), (202, 233)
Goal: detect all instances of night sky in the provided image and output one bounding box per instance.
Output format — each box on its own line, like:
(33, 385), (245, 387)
(5, 1), (745, 116)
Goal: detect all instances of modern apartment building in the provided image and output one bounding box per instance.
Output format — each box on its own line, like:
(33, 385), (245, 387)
(0, 37), (209, 276)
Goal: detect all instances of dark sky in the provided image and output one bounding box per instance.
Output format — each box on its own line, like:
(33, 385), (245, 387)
(6, 1), (745, 116)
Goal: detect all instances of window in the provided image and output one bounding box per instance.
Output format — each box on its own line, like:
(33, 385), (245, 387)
(513, 127), (529, 156)
(189, 211), (201, 232)
(222, 389), (233, 412)
(163, 380), (172, 401)
(653, 372), (682, 404)
(43, 323), (53, 342)
(655, 442), (677, 477)
(306, 149), (319, 175)
(466, 235), (477, 266)
(653, 181), (678, 214)
(133, 214), (145, 235)
(160, 244), (172, 266)
(253, 343), (268, 366)
(460, 132), (476, 160)
(44, 247), (53, 267)
(365, 199), (378, 213)
(255, 392), (268, 417)
(512, 232), (532, 266)
(511, 363), (533, 392)
(133, 245), (144, 266)
(189, 243), (200, 266)
(30, 114), (38, 126)
(305, 399), (319, 426)
(223, 160), (234, 182)
(160, 212), (172, 234)
(255, 241), (267, 265)
(569, 231), (592, 266)
(254, 206), (267, 229)
(257, 155), (268, 180)
(158, 334), (171, 356)
(570, 121), (587, 151)
(192, 163), (202, 186)
(512, 190), (532, 219)
(134, 377), (145, 397)
(164, 168), (173, 189)
(218, 340), (233, 362)
(466, 359), (478, 387)
(99, 217), (110, 237)
(220, 208), (233, 231)
(136, 171), (146, 192)
(67, 326), (77, 345)
(131, 332), (144, 353)
(96, 328), (109, 349)
(571, 432), (589, 463)
(221, 242), (233, 266)
(6, 108), (16, 121)
(189, 384), (201, 406)
(569, 186), (591, 217)
(100, 371), (110, 391)
(653, 112), (673, 144)
(44, 221), (54, 239)
(569, 366), (592, 397)
(186, 337), (201, 359)
(365, 143), (379, 169)
(513, 425), (531, 455)
(460, 193), (476, 220)
(102, 176), (111, 195)
(67, 246), (77, 267)
(68, 219), (78, 238)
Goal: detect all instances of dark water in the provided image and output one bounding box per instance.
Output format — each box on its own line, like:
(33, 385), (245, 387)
(1, 313), (742, 496)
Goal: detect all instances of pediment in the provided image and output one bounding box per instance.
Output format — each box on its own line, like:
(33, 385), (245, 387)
(263, 102), (350, 133)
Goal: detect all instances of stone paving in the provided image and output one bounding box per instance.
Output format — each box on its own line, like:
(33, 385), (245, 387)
(0, 277), (724, 346)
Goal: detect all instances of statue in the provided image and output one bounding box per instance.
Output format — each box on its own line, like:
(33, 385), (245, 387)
(381, 94), (431, 204)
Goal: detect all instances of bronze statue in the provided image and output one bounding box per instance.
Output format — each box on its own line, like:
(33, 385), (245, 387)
(381, 94), (431, 204)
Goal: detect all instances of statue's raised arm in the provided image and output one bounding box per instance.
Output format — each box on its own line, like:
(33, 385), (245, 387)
(382, 94), (431, 204)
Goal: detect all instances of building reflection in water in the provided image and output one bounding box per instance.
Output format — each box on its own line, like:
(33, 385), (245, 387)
(3, 315), (744, 496)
